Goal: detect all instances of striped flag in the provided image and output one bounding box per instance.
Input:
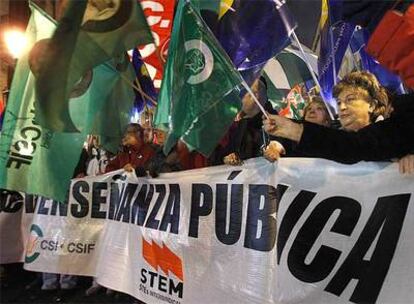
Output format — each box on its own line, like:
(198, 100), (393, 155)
(263, 49), (315, 119)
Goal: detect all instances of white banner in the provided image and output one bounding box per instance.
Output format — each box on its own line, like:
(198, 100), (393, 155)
(2, 158), (413, 303)
(0, 190), (34, 263)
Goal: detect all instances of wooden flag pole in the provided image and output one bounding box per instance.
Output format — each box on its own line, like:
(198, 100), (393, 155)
(134, 76), (158, 106)
(134, 51), (159, 106)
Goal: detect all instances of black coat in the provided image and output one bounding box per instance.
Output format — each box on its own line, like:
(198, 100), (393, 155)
(295, 93), (414, 164)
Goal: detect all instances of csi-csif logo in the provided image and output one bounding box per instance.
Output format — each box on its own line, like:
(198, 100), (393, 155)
(25, 224), (43, 263)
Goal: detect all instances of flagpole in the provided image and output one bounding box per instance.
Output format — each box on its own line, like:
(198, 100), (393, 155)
(134, 51), (158, 106)
(29, 1), (57, 25)
(291, 30), (335, 120)
(325, 0), (338, 88)
(329, 28), (337, 86)
(118, 72), (158, 105)
(241, 81), (270, 119)
(133, 76), (158, 106)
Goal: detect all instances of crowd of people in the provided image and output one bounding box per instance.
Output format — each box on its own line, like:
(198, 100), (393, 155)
(62, 70), (414, 190)
(1, 70), (413, 303)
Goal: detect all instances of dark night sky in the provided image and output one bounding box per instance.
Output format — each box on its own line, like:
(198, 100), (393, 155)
(287, 0), (322, 49)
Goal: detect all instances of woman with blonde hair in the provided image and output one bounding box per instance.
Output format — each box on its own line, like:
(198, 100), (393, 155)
(263, 94), (332, 162)
(303, 96), (332, 127)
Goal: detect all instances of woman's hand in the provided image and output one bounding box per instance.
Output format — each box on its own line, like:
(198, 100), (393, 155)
(123, 163), (134, 172)
(263, 141), (285, 162)
(398, 154), (414, 175)
(263, 113), (303, 142)
(223, 153), (243, 166)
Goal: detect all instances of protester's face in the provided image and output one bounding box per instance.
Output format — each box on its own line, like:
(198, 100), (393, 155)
(91, 136), (99, 148)
(122, 127), (141, 147)
(154, 129), (166, 145)
(304, 102), (330, 126)
(337, 87), (372, 132)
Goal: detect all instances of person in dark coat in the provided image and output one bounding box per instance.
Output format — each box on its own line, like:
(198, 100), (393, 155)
(219, 77), (270, 166)
(263, 89), (414, 173)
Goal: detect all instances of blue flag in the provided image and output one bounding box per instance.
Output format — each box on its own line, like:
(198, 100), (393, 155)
(217, 0), (296, 73)
(328, 0), (347, 25)
(132, 49), (158, 113)
(318, 22), (355, 108)
(349, 29), (405, 94)
(318, 0), (355, 109)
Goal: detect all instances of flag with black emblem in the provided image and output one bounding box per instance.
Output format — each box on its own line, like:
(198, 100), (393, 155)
(0, 3), (137, 201)
(35, 0), (153, 132)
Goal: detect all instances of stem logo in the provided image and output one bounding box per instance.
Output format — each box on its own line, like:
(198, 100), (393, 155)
(25, 224), (43, 263)
(143, 239), (183, 280)
(140, 238), (184, 301)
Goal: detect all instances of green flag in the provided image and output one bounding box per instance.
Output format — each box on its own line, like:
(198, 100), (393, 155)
(192, 0), (221, 14)
(70, 55), (136, 153)
(0, 6), (86, 201)
(0, 4), (138, 201)
(155, 0), (243, 156)
(35, 0), (153, 132)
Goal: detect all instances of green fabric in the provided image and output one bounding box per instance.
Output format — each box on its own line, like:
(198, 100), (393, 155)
(263, 73), (286, 105)
(71, 55), (136, 153)
(264, 51), (313, 118)
(191, 0), (221, 13)
(0, 5), (136, 201)
(191, 0), (221, 26)
(276, 52), (312, 87)
(35, 0), (153, 132)
(155, 0), (243, 156)
(0, 6), (85, 201)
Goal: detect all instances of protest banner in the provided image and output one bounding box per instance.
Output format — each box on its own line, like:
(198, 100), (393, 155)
(1, 158), (412, 303)
(0, 190), (34, 263)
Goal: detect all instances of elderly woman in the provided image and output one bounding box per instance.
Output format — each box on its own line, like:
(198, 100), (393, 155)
(334, 71), (388, 131)
(263, 95), (332, 161)
(263, 71), (414, 174)
(303, 96), (332, 127)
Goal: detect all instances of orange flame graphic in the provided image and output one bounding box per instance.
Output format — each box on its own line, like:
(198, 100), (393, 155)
(142, 239), (183, 281)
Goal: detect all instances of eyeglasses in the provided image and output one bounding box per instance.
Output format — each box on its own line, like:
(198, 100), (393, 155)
(336, 93), (366, 106)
